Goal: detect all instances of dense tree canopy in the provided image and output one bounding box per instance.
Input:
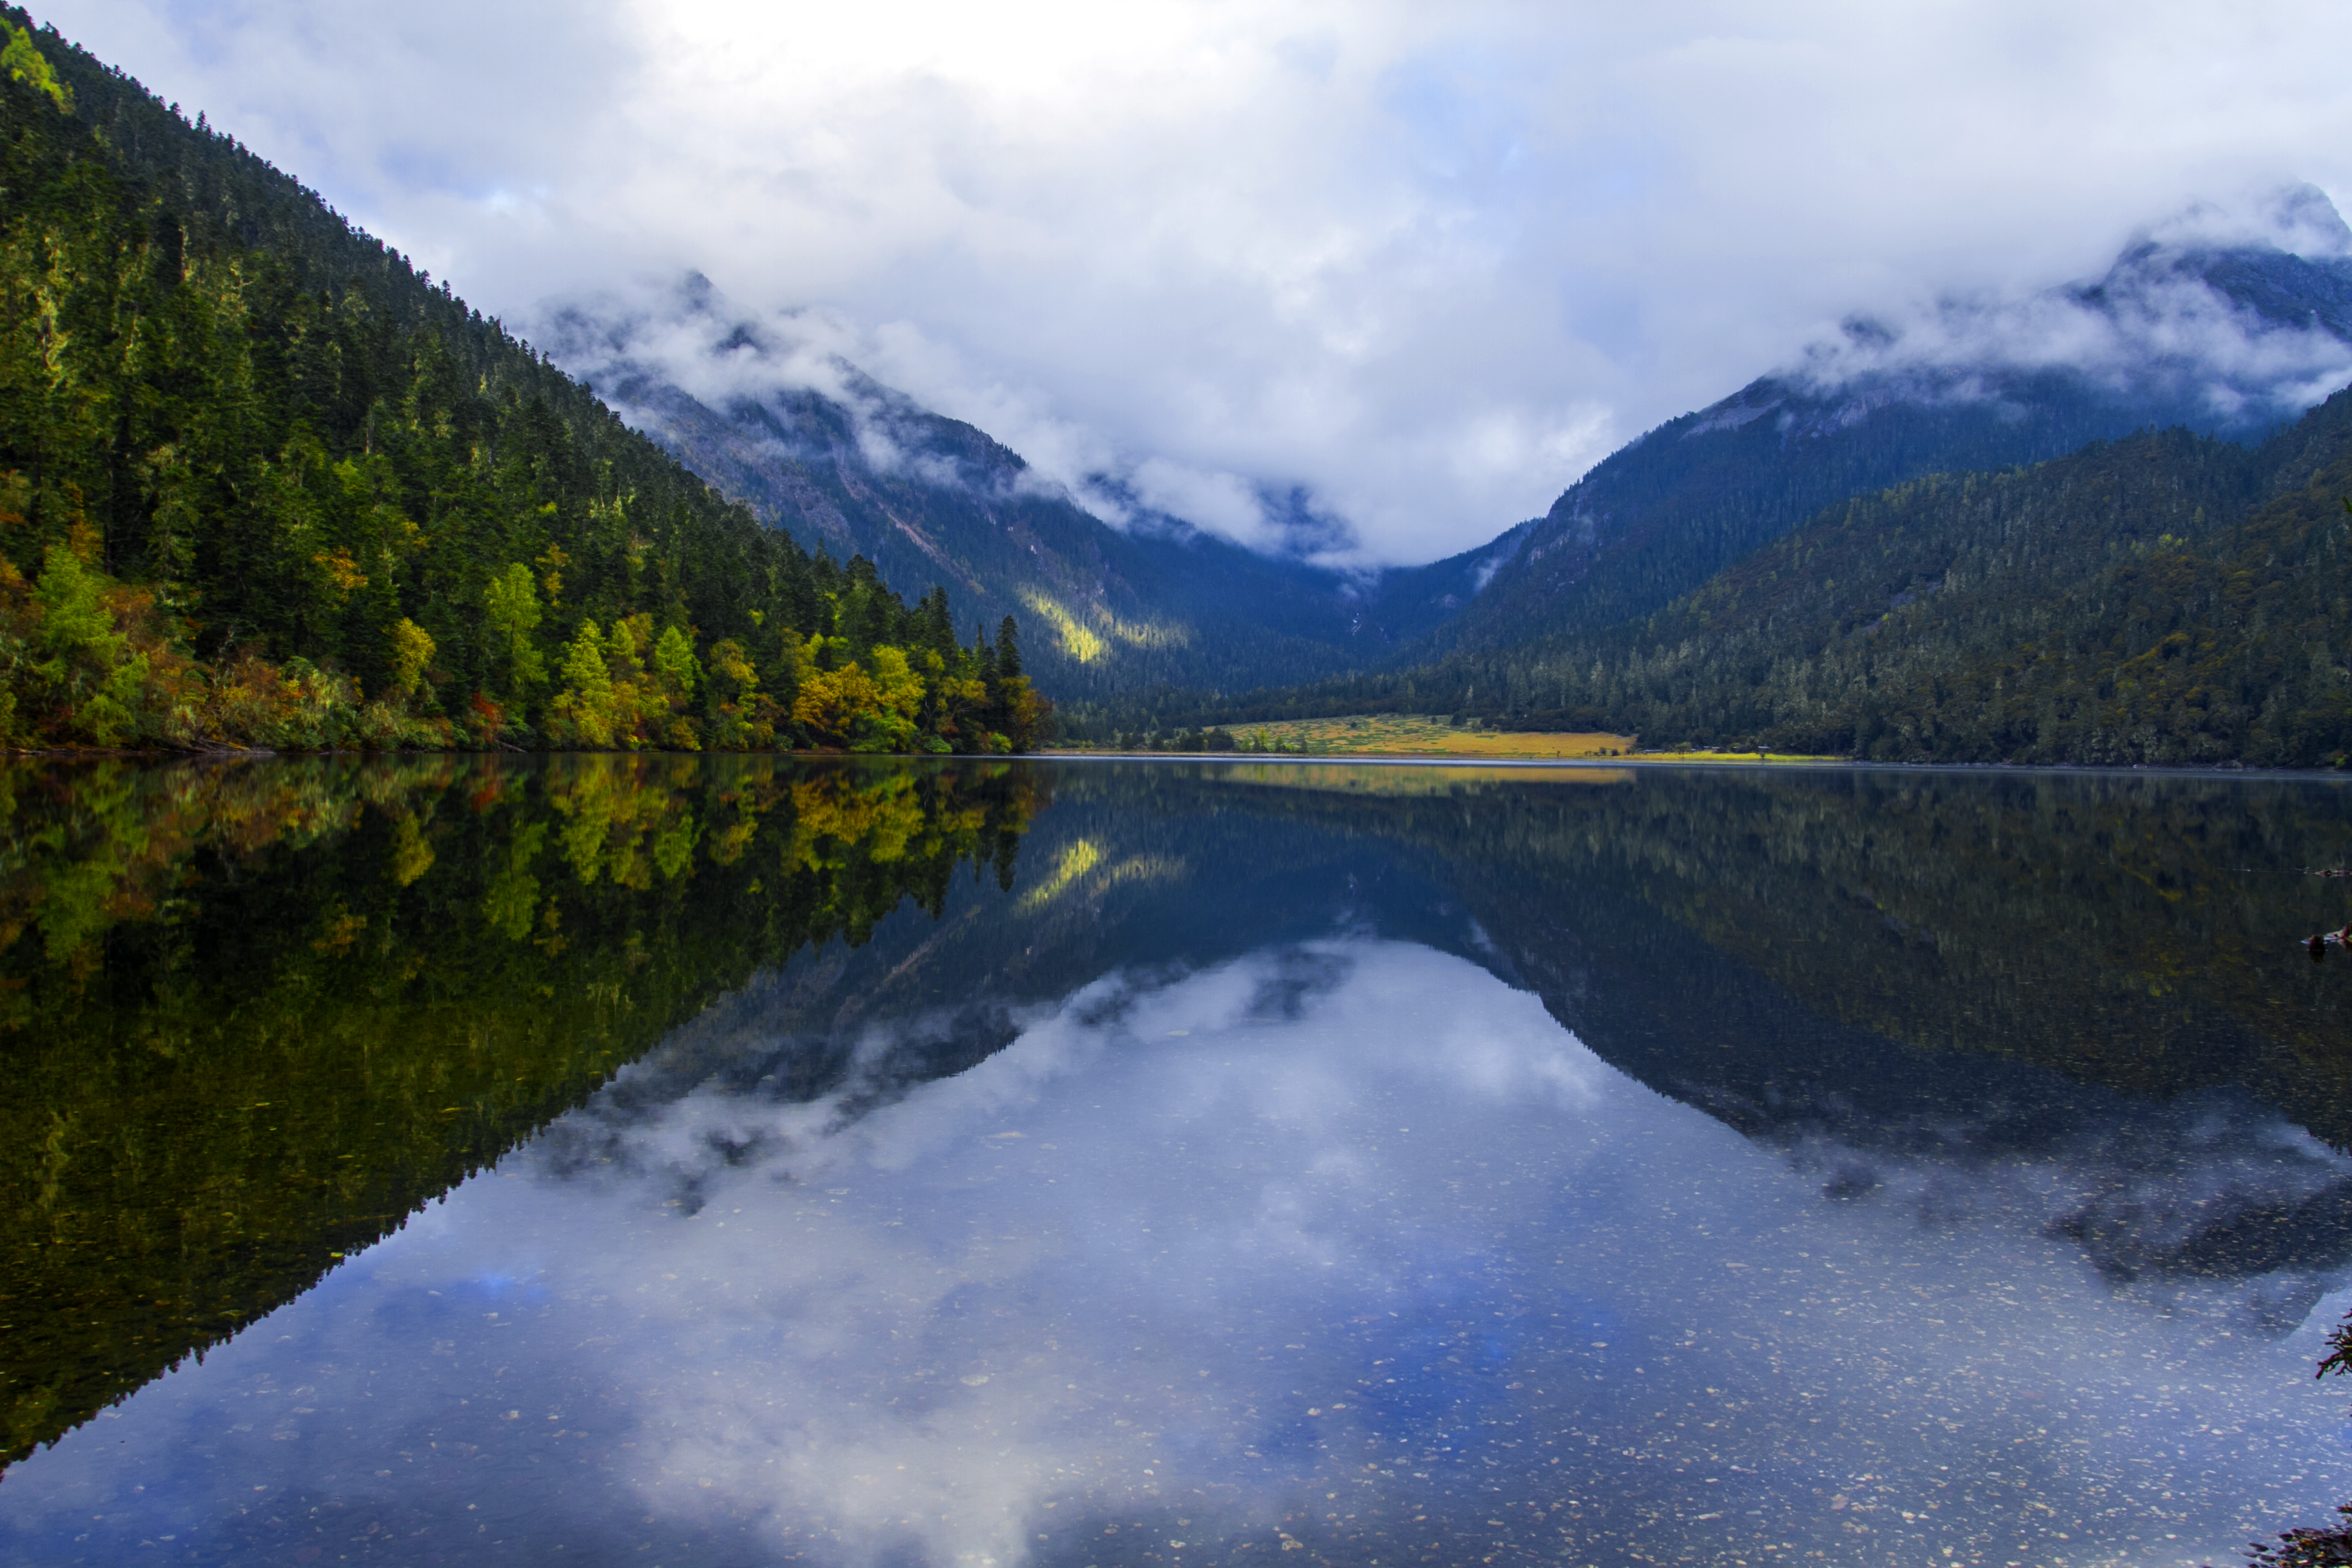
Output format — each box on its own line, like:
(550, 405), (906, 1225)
(1134, 392), (2352, 767)
(0, 13), (1045, 753)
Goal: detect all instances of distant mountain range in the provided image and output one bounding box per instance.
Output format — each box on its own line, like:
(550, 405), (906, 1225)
(555, 189), (2352, 740)
(1147, 377), (2352, 765)
(41, 0), (2333, 763)
(543, 289), (1530, 700)
(1118, 191), (2352, 764)
(1422, 185), (2352, 662)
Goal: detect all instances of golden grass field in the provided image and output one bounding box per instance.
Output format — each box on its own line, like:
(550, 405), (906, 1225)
(1138, 714), (1637, 757)
(1057, 714), (1841, 762)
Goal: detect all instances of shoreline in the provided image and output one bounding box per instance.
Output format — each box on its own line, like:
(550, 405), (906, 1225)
(1037, 750), (2352, 780)
(5, 748), (2347, 780)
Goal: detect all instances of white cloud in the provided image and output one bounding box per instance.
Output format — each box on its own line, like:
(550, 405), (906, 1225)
(1126, 457), (1269, 543)
(38, 0), (2352, 561)
(1777, 185), (2352, 423)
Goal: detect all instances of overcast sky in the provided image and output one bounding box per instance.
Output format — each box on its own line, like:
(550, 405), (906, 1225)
(39, 0), (2352, 563)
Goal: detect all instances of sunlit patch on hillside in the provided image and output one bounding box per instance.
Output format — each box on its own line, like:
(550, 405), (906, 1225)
(1018, 592), (1106, 663)
(1016, 590), (1191, 665)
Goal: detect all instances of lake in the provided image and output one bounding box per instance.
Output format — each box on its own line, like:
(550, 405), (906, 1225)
(4, 755), (2351, 1567)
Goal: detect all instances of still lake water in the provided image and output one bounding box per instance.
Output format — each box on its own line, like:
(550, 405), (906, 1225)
(5, 756), (2352, 1567)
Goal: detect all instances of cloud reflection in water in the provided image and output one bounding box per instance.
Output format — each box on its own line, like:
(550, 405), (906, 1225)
(538, 939), (1611, 1566)
(514, 937), (2352, 1565)
(8, 937), (2351, 1567)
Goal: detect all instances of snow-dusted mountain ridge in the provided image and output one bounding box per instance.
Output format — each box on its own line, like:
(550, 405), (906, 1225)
(540, 284), (1521, 701)
(1427, 183), (2352, 658)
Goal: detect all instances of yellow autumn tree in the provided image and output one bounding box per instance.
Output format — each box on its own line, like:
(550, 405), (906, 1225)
(547, 622), (618, 746)
(387, 619), (435, 704)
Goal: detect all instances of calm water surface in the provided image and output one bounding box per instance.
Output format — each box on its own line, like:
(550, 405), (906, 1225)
(5, 757), (2352, 1567)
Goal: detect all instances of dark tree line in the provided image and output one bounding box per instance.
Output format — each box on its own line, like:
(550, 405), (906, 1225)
(1130, 393), (2352, 768)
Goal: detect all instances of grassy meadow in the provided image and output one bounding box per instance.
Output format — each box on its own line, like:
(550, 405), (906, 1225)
(1229, 716), (1630, 756)
(1061, 714), (1851, 759)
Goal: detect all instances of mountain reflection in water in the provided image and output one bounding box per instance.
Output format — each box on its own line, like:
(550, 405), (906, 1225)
(3, 759), (2351, 1568)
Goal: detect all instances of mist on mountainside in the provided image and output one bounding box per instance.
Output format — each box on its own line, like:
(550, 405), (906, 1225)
(1797, 186), (2352, 411)
(535, 184), (2352, 746)
(535, 279), (1531, 701)
(1415, 183), (2352, 667)
(1103, 187), (2352, 766)
(540, 184), (2352, 724)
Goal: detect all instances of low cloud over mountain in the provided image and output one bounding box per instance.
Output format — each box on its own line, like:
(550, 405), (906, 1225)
(1789, 184), (2352, 426)
(538, 278), (1528, 697)
(53, 0), (2352, 567)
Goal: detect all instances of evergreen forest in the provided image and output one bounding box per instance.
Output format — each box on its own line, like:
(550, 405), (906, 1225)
(0, 13), (1046, 755)
(1132, 390), (2352, 766)
(1416, 368), (2244, 663)
(5, 6), (2350, 770)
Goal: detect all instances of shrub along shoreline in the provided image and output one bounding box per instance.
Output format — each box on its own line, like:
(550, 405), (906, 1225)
(0, 528), (1051, 755)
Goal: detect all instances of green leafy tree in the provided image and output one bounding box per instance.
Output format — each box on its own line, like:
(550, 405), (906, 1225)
(386, 618), (435, 702)
(28, 544), (146, 743)
(550, 621), (617, 746)
(482, 564), (547, 707)
(1, 21), (68, 109)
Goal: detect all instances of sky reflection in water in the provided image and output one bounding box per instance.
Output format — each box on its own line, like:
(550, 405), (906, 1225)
(8, 921), (2352, 1567)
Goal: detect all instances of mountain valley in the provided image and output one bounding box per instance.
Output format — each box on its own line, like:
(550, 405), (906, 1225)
(2, 5), (2350, 767)
(551, 191), (2352, 765)
(545, 292), (1532, 699)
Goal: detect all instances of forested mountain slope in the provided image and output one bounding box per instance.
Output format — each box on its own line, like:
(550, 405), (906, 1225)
(1576, 399), (2352, 763)
(0, 11), (1042, 753)
(1422, 196), (2352, 665)
(547, 299), (1523, 700)
(1171, 387), (2352, 766)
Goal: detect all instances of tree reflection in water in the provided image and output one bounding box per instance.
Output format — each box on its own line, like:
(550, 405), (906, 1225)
(4, 758), (2352, 1568)
(0, 755), (1044, 1465)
